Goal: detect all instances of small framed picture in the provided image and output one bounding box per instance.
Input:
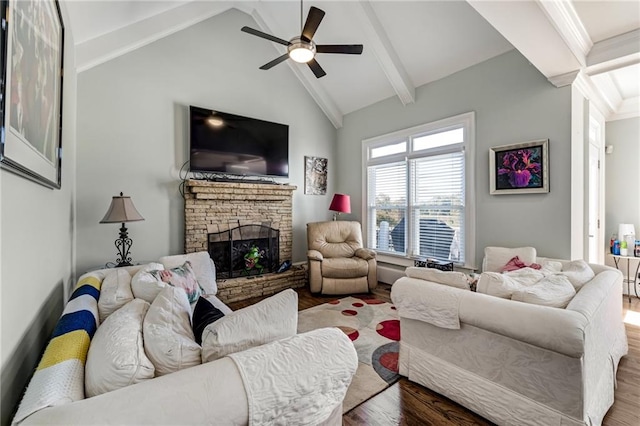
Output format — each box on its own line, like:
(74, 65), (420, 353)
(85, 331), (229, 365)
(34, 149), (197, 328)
(304, 156), (327, 195)
(489, 139), (549, 195)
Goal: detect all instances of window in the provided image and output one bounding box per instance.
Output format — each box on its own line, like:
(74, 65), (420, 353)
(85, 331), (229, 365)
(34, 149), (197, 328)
(363, 112), (475, 266)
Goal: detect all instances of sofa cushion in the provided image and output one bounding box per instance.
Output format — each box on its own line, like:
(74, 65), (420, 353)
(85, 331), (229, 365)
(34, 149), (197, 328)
(405, 267), (470, 290)
(192, 296), (225, 345)
(201, 289), (298, 363)
(483, 246), (537, 272)
(98, 269), (133, 323)
(511, 274), (576, 308)
(321, 257), (368, 278)
(476, 268), (544, 299)
(131, 262), (166, 303)
(149, 261), (203, 304)
(85, 299), (154, 397)
(144, 286), (201, 376)
(561, 259), (595, 291)
(159, 251), (217, 295)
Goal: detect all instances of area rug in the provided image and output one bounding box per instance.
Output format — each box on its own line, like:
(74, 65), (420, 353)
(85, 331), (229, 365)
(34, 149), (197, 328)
(297, 296), (400, 413)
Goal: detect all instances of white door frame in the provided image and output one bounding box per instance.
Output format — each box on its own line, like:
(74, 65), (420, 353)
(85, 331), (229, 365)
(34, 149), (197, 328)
(588, 108), (605, 264)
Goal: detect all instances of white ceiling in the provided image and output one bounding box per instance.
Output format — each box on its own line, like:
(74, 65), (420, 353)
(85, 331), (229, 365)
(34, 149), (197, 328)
(65, 0), (640, 127)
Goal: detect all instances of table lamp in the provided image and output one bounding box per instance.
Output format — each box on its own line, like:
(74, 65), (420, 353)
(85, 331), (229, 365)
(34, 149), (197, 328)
(329, 193), (351, 221)
(100, 192), (145, 267)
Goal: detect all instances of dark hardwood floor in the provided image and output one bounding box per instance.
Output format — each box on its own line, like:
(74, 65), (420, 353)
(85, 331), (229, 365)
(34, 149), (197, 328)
(228, 285), (640, 426)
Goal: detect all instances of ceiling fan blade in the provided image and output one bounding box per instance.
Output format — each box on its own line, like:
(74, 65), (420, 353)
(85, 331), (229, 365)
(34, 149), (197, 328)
(307, 58), (327, 78)
(316, 44), (364, 55)
(260, 54), (290, 70)
(301, 6), (325, 42)
(241, 26), (291, 46)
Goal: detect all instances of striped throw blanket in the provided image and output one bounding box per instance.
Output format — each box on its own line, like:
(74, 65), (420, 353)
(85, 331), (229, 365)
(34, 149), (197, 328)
(12, 274), (102, 425)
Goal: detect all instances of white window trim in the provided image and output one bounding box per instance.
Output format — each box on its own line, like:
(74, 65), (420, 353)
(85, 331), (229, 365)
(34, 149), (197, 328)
(361, 112), (476, 270)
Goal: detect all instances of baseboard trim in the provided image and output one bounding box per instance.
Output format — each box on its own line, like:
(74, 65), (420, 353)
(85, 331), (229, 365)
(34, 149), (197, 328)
(1, 281), (64, 426)
(378, 264), (406, 285)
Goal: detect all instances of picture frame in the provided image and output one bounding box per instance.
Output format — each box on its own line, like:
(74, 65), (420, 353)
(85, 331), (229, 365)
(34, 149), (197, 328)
(304, 156), (327, 195)
(489, 139), (549, 195)
(0, 0), (64, 189)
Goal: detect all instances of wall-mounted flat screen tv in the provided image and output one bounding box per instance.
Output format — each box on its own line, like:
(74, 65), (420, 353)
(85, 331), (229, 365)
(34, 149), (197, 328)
(189, 105), (289, 178)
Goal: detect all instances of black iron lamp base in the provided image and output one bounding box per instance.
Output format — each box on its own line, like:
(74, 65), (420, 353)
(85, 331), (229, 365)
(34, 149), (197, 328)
(113, 223), (135, 267)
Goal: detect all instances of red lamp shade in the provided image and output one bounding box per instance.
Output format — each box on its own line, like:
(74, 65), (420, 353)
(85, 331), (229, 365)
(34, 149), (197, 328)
(329, 193), (351, 214)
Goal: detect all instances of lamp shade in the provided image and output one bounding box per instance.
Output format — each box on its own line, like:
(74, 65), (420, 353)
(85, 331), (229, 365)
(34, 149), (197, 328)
(329, 193), (351, 214)
(100, 193), (145, 223)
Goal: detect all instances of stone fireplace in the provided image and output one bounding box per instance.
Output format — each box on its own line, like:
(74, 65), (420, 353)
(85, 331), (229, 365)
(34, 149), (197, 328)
(184, 180), (305, 302)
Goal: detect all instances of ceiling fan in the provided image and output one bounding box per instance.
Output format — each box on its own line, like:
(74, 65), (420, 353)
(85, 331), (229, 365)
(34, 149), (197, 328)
(240, 3), (363, 78)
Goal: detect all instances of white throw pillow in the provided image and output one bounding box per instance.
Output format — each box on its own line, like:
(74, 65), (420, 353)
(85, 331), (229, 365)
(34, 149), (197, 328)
(144, 286), (201, 376)
(476, 268), (543, 299)
(98, 269), (133, 324)
(160, 252), (217, 295)
(561, 260), (595, 291)
(512, 274), (576, 308)
(483, 247), (537, 272)
(540, 260), (563, 275)
(131, 262), (166, 303)
(405, 267), (470, 290)
(85, 299), (154, 397)
(201, 289), (298, 363)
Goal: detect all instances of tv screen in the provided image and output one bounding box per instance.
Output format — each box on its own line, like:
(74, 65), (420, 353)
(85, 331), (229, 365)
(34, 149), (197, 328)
(189, 106), (289, 178)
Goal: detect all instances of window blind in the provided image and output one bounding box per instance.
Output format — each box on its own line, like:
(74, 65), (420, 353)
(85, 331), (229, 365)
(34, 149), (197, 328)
(367, 162), (407, 254)
(411, 151), (465, 262)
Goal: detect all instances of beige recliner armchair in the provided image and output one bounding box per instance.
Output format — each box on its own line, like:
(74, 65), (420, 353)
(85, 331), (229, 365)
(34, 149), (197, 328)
(306, 221), (377, 295)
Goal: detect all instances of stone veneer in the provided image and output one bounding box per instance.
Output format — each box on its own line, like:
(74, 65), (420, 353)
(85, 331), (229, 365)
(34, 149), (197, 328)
(184, 179), (305, 302)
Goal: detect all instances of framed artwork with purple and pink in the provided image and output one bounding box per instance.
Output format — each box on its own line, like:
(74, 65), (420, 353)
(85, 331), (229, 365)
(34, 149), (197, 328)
(489, 139), (549, 195)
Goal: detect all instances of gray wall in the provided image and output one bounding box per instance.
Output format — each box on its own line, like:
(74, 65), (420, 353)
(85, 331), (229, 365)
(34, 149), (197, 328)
(75, 9), (336, 273)
(605, 117), (640, 242)
(337, 50), (572, 268)
(0, 3), (78, 423)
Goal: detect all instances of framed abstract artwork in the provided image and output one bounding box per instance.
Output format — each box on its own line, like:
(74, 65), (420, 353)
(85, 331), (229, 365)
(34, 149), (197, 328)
(304, 156), (327, 195)
(489, 139), (549, 195)
(0, 0), (64, 189)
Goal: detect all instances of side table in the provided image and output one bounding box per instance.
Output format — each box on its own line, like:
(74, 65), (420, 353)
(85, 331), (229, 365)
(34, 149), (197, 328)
(84, 260), (153, 274)
(608, 253), (640, 302)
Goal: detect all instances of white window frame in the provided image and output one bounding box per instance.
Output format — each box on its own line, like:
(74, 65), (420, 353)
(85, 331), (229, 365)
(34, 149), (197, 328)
(361, 112), (476, 269)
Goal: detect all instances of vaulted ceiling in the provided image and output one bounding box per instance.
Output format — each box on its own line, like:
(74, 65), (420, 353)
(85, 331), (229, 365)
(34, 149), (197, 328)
(66, 1), (640, 128)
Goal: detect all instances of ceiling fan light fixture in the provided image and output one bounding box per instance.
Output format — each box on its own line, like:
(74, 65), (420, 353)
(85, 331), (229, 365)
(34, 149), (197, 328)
(288, 37), (316, 63)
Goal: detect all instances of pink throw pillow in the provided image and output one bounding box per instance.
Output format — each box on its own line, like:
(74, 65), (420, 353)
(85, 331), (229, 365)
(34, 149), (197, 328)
(501, 256), (541, 272)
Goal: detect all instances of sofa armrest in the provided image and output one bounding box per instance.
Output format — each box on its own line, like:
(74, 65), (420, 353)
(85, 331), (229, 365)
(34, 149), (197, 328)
(20, 357), (249, 425)
(459, 291), (588, 358)
(20, 329), (356, 426)
(355, 248), (376, 260)
(393, 278), (588, 358)
(307, 249), (324, 262)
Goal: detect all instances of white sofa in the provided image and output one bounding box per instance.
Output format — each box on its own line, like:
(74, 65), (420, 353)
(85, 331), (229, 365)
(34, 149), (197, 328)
(391, 252), (628, 426)
(13, 259), (357, 425)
